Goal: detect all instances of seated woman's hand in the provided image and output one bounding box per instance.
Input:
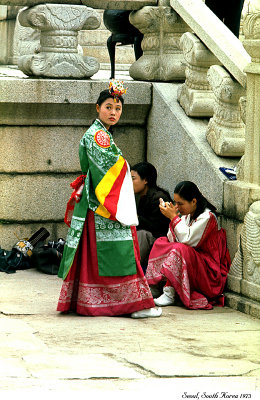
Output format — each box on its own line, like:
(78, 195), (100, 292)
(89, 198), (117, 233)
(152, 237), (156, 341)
(159, 199), (179, 220)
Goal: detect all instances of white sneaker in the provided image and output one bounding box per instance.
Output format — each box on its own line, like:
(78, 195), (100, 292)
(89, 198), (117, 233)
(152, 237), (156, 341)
(154, 286), (175, 306)
(131, 307), (162, 319)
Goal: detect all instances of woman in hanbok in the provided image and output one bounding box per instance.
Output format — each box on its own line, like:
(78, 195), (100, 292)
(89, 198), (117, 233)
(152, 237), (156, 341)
(57, 81), (162, 318)
(146, 181), (231, 310)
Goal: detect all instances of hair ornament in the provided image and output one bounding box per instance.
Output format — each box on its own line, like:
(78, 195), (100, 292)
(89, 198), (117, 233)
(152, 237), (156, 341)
(109, 80), (127, 102)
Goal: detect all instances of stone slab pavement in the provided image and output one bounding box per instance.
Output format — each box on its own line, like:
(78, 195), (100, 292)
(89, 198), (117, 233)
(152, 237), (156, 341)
(0, 268), (260, 400)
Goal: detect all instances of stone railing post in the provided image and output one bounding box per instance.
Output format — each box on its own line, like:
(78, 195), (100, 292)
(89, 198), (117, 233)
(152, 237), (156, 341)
(18, 3), (101, 78)
(206, 65), (246, 157)
(177, 31), (221, 117)
(238, 8), (260, 185)
(129, 0), (190, 81)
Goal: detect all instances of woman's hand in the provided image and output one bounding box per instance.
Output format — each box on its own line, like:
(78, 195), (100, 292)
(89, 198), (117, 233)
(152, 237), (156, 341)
(159, 198), (179, 220)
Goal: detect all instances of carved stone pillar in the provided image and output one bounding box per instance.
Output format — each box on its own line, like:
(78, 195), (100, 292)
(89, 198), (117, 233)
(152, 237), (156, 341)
(240, 10), (260, 185)
(129, 3), (189, 81)
(177, 32), (221, 117)
(206, 65), (246, 157)
(18, 4), (101, 78)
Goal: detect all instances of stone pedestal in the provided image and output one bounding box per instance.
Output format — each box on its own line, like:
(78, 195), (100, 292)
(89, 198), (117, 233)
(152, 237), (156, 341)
(129, 4), (189, 81)
(17, 4), (101, 78)
(177, 32), (221, 117)
(206, 65), (246, 157)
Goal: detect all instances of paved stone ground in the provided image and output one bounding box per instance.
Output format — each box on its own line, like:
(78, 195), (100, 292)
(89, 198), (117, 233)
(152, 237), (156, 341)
(0, 268), (259, 399)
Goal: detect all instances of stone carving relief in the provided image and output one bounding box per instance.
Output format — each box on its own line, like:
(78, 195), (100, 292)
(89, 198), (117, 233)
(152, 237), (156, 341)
(229, 201), (260, 300)
(177, 32), (221, 117)
(129, 5), (189, 81)
(17, 4), (101, 78)
(206, 65), (246, 157)
(13, 8), (40, 65)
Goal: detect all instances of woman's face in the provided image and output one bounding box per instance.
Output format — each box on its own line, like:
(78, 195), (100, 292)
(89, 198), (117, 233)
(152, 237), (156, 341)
(173, 193), (197, 216)
(131, 170), (148, 196)
(96, 98), (122, 129)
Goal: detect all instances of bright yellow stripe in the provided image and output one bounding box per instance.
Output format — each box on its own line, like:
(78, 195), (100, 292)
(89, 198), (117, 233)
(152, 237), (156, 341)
(95, 204), (111, 219)
(95, 155), (125, 204)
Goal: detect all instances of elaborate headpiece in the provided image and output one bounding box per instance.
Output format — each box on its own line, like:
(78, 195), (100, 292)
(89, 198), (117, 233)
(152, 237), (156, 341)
(109, 80), (127, 102)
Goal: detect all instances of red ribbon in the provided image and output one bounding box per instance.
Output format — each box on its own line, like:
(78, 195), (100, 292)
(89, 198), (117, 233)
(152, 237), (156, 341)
(64, 175), (86, 227)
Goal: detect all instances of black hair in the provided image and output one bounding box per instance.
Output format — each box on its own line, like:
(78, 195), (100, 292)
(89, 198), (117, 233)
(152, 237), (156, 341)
(174, 181), (217, 220)
(96, 89), (124, 106)
(131, 162), (172, 200)
(95, 89), (124, 134)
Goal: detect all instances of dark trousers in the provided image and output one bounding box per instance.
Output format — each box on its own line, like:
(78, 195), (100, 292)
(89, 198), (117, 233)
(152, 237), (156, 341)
(205, 0), (245, 37)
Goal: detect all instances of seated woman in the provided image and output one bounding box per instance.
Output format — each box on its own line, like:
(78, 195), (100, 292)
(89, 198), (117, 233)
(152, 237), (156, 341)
(131, 162), (172, 273)
(146, 181), (231, 310)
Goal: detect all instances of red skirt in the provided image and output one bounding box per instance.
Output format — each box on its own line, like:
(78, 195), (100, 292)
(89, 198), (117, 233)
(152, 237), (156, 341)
(146, 234), (230, 310)
(57, 210), (155, 316)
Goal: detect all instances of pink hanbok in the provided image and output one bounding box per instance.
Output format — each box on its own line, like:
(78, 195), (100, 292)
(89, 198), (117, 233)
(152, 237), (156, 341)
(146, 209), (231, 310)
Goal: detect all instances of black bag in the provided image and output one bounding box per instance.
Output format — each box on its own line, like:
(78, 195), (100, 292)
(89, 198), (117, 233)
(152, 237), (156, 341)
(0, 248), (31, 274)
(31, 243), (63, 275)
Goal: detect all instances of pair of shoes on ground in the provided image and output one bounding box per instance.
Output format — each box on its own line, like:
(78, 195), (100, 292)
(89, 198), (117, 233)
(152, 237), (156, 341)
(131, 307), (162, 319)
(154, 286), (175, 307)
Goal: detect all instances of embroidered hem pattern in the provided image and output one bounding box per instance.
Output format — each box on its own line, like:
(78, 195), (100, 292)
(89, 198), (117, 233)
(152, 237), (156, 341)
(58, 276), (152, 309)
(147, 249), (210, 309)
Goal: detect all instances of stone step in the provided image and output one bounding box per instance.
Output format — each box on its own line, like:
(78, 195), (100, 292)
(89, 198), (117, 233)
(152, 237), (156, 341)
(83, 45), (136, 65)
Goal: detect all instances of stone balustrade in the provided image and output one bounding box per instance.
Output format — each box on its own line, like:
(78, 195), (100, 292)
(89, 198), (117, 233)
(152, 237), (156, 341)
(167, 0), (250, 158)
(171, 0), (250, 88)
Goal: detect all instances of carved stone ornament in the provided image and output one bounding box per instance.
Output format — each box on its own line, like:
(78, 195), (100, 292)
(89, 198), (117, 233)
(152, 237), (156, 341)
(128, 5), (190, 81)
(206, 65), (246, 157)
(177, 32), (221, 117)
(243, 10), (260, 66)
(13, 9), (41, 65)
(17, 4), (101, 78)
(228, 201), (260, 301)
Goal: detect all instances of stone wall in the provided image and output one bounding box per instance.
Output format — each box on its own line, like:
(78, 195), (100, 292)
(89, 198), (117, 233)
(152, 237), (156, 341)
(0, 77), (151, 249)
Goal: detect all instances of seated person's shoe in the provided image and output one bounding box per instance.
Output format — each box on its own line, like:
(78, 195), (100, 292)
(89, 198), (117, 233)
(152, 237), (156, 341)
(154, 293), (175, 306)
(131, 307), (162, 319)
(154, 285), (175, 306)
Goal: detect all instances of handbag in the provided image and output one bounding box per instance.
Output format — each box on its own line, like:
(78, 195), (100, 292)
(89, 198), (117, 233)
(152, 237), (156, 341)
(31, 239), (65, 275)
